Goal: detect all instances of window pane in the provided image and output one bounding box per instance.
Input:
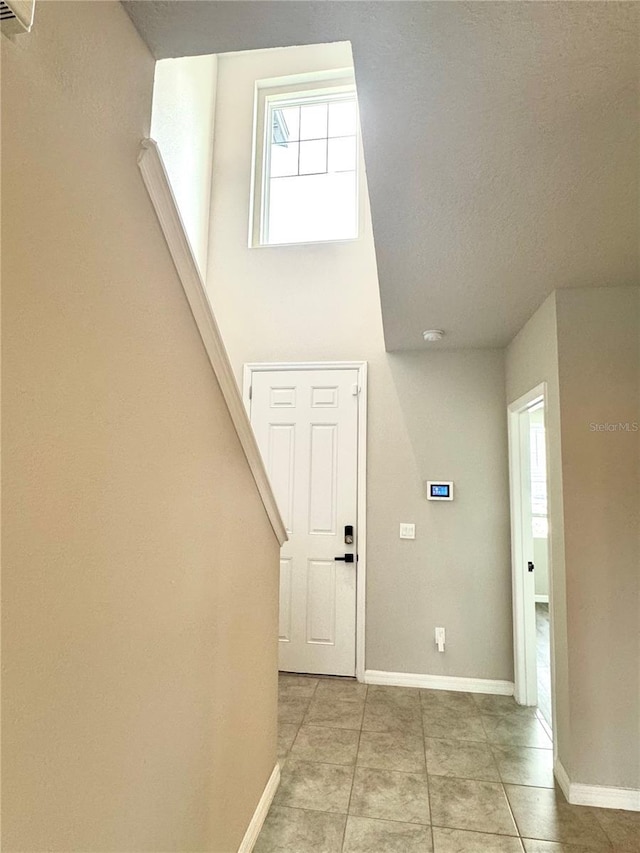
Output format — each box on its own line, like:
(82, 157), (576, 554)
(532, 516), (548, 538)
(299, 139), (327, 175)
(328, 136), (356, 172)
(328, 99), (357, 137)
(270, 142), (299, 178)
(268, 171), (357, 244)
(300, 102), (328, 140)
(272, 106), (300, 144)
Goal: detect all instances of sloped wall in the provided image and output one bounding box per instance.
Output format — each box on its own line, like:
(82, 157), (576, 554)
(1, 2), (279, 850)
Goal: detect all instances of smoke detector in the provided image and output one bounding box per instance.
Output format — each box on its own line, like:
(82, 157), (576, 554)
(1, 0), (35, 35)
(422, 329), (445, 343)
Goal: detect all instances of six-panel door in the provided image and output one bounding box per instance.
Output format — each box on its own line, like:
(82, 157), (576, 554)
(250, 369), (359, 676)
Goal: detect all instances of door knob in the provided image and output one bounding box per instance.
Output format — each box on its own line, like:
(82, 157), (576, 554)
(335, 554), (355, 563)
(528, 561), (535, 572)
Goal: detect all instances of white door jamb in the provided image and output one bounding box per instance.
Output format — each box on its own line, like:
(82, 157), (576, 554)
(508, 383), (554, 720)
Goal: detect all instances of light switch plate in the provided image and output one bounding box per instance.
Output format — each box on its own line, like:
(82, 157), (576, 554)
(399, 523), (416, 539)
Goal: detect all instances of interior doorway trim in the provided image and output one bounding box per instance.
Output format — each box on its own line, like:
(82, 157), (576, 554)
(243, 361), (368, 682)
(508, 382), (556, 736)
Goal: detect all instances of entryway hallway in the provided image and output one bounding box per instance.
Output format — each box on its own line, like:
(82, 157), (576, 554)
(255, 675), (639, 852)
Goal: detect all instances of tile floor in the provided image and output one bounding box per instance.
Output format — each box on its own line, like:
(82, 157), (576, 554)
(255, 674), (639, 853)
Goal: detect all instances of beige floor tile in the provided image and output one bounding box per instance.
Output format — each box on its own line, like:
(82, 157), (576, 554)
(254, 805), (346, 853)
(289, 725), (359, 765)
(421, 690), (478, 713)
(482, 714), (553, 749)
(367, 685), (422, 707)
(492, 744), (555, 787)
(429, 775), (519, 836)
(274, 759), (355, 813)
(277, 723), (299, 762)
(522, 840), (609, 853)
(363, 699), (423, 734)
(472, 693), (537, 717)
(278, 674), (319, 698)
(343, 815), (433, 852)
(423, 707), (488, 742)
(349, 766), (431, 824)
(305, 695), (365, 730)
(357, 730), (427, 773)
(279, 694), (313, 726)
(505, 785), (612, 849)
(592, 806), (640, 851)
(433, 826), (525, 852)
(426, 737), (500, 781)
(314, 678), (368, 700)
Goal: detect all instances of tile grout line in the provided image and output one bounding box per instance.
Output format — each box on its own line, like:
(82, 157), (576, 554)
(277, 681), (620, 852)
(478, 708), (525, 842)
(589, 807), (626, 851)
(277, 674), (320, 768)
(420, 689), (436, 852)
(339, 683), (367, 853)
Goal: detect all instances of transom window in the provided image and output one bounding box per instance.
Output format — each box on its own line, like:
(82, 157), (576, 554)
(260, 91), (359, 246)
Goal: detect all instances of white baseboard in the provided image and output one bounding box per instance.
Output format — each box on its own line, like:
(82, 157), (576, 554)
(554, 759), (640, 812)
(554, 758), (571, 801)
(237, 763), (280, 853)
(535, 594), (549, 604)
(364, 669), (514, 696)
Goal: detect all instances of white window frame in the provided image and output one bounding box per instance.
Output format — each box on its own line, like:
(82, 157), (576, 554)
(249, 71), (363, 248)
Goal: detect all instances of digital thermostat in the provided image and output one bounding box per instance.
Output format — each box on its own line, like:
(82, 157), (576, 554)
(427, 481), (454, 501)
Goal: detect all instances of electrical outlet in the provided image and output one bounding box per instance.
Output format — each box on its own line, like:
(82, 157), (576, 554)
(399, 523), (415, 539)
(435, 626), (446, 652)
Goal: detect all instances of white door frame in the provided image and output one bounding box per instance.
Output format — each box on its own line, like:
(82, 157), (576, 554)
(508, 383), (555, 731)
(243, 361), (368, 682)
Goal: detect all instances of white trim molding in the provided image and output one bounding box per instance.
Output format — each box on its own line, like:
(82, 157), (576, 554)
(243, 361), (368, 681)
(554, 759), (640, 812)
(535, 594), (550, 604)
(237, 763), (281, 852)
(364, 670), (514, 696)
(138, 139), (287, 547)
(508, 382), (558, 740)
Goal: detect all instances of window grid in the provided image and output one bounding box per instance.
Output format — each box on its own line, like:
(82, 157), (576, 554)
(260, 88), (359, 246)
(269, 96), (357, 179)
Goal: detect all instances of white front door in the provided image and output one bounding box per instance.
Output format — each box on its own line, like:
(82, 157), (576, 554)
(249, 368), (359, 676)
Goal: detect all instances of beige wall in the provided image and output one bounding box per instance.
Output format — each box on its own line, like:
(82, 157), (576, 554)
(2, 3), (279, 851)
(556, 286), (640, 789)
(506, 287), (640, 791)
(206, 44), (513, 681)
(151, 54), (218, 276)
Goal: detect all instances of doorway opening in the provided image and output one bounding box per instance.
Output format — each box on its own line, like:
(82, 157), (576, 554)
(508, 384), (554, 736)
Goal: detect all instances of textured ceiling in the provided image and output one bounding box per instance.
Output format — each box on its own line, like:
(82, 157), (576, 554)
(124, 1), (639, 350)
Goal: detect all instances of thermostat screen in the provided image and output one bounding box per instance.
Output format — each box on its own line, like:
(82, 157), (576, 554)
(430, 484), (450, 498)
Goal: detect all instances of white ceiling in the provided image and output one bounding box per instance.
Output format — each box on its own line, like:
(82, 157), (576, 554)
(124, 1), (639, 350)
